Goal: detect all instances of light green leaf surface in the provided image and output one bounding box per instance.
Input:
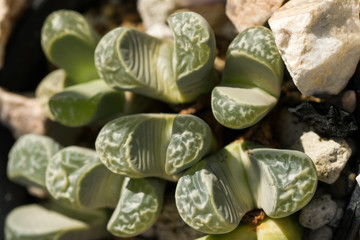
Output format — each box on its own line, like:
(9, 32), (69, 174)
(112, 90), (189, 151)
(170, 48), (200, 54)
(211, 26), (284, 129)
(196, 216), (302, 240)
(35, 69), (72, 120)
(41, 10), (100, 83)
(49, 79), (125, 127)
(107, 178), (165, 237)
(7, 134), (62, 189)
(95, 11), (216, 104)
(175, 141), (317, 234)
(46, 146), (123, 209)
(95, 113), (213, 181)
(4, 204), (108, 240)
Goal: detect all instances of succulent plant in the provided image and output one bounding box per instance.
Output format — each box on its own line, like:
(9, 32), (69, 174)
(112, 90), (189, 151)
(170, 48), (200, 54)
(196, 215), (303, 240)
(41, 10), (100, 84)
(95, 113), (215, 181)
(211, 26), (284, 129)
(94, 11), (217, 104)
(175, 140), (317, 234)
(5, 203), (108, 240)
(7, 134), (62, 189)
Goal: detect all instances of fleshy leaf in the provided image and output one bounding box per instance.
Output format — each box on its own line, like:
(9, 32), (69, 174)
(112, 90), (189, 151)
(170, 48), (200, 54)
(175, 141), (317, 234)
(41, 10), (100, 83)
(7, 134), (62, 189)
(46, 146), (122, 209)
(49, 79), (125, 127)
(35, 69), (72, 120)
(95, 113), (213, 181)
(4, 204), (108, 240)
(95, 11), (216, 104)
(196, 216), (303, 240)
(107, 178), (165, 237)
(211, 26), (284, 129)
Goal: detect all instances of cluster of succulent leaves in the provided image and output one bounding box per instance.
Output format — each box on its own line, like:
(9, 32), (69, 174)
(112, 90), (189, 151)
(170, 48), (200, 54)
(6, 9), (318, 240)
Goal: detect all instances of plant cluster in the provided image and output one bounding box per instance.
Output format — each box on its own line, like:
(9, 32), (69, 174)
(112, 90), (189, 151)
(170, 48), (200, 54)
(5, 9), (318, 240)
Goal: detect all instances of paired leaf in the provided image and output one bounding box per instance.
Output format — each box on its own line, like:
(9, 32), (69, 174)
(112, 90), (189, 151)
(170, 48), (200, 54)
(49, 79), (125, 127)
(196, 216), (303, 240)
(41, 10), (100, 83)
(4, 204), (108, 240)
(175, 140), (317, 234)
(107, 178), (165, 237)
(95, 113), (214, 181)
(211, 26), (284, 129)
(95, 11), (216, 104)
(7, 134), (62, 189)
(35, 69), (72, 120)
(46, 146), (123, 209)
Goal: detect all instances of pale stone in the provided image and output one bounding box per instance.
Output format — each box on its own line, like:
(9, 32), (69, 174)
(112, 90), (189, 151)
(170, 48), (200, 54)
(137, 0), (177, 38)
(291, 131), (352, 184)
(0, 0), (27, 69)
(341, 90), (357, 113)
(269, 0), (360, 96)
(226, 0), (284, 33)
(299, 194), (337, 230)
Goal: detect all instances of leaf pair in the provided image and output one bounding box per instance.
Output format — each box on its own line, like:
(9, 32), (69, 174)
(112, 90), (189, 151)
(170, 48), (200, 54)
(175, 140), (317, 234)
(95, 113), (214, 181)
(95, 11), (217, 104)
(212, 27), (284, 129)
(38, 10), (129, 127)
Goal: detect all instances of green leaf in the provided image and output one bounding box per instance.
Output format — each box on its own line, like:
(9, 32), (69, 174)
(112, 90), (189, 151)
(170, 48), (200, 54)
(45, 146), (123, 209)
(94, 11), (216, 104)
(211, 26), (284, 129)
(41, 10), (100, 83)
(4, 204), (108, 240)
(35, 69), (72, 120)
(107, 178), (165, 237)
(196, 216), (303, 240)
(7, 134), (62, 189)
(49, 79), (125, 127)
(247, 149), (318, 218)
(175, 141), (317, 234)
(95, 113), (213, 181)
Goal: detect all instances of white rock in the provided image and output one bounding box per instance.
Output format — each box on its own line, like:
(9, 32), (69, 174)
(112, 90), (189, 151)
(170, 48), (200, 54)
(268, 0), (360, 96)
(299, 194), (337, 230)
(226, 0), (284, 33)
(291, 131), (352, 184)
(137, 0), (176, 38)
(309, 226), (333, 240)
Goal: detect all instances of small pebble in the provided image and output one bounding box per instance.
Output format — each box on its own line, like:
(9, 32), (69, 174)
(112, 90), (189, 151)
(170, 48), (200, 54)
(291, 131), (352, 184)
(299, 194), (337, 230)
(309, 226), (333, 240)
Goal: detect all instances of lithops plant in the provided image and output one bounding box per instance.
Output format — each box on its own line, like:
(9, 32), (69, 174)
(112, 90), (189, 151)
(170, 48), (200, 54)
(211, 26), (284, 129)
(7, 134), (62, 190)
(4, 204), (109, 240)
(41, 10), (100, 84)
(196, 215), (303, 240)
(94, 11), (217, 104)
(95, 113), (215, 181)
(175, 140), (317, 234)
